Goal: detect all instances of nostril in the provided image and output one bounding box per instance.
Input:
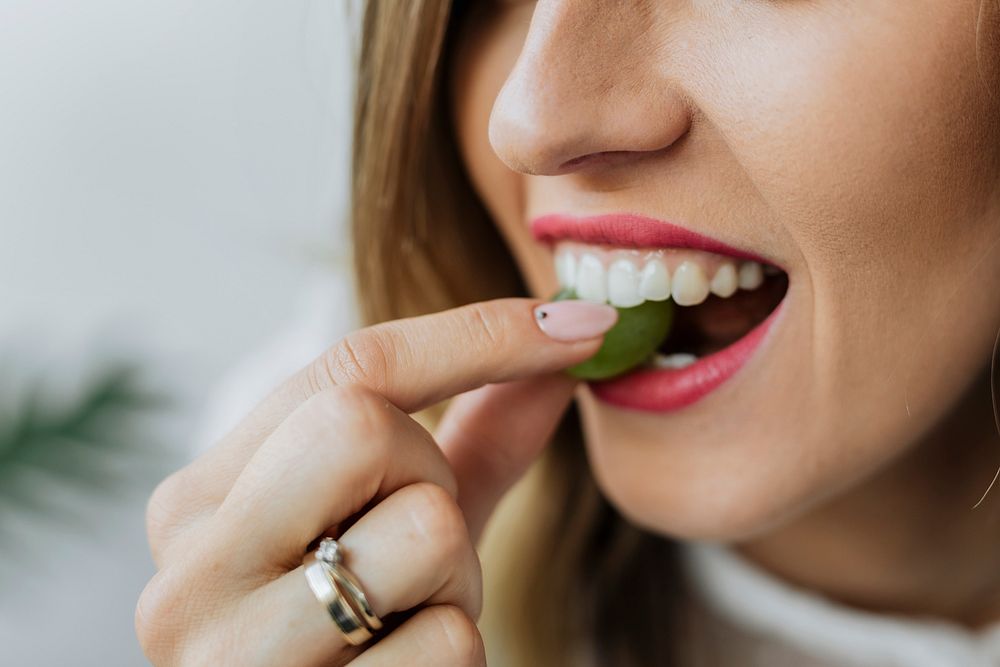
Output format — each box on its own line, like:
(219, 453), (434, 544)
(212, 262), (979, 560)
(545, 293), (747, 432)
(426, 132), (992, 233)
(558, 148), (671, 173)
(487, 55), (692, 176)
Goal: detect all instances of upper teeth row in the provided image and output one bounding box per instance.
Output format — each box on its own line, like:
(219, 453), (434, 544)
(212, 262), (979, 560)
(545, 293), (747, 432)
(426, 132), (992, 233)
(555, 251), (769, 307)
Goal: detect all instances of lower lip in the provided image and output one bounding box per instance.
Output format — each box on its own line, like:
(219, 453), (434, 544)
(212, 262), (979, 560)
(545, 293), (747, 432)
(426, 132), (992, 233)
(589, 300), (786, 412)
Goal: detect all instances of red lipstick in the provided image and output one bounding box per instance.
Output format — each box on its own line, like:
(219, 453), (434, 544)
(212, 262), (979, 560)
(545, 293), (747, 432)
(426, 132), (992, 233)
(531, 212), (786, 413)
(531, 213), (773, 265)
(590, 302), (784, 412)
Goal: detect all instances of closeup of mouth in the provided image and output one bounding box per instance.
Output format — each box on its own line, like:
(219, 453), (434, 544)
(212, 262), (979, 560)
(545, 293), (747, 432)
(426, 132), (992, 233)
(533, 213), (789, 412)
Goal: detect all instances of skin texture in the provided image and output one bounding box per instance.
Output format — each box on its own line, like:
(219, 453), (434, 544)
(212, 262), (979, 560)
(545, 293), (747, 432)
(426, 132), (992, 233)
(136, 298), (618, 666)
(451, 0), (1000, 625)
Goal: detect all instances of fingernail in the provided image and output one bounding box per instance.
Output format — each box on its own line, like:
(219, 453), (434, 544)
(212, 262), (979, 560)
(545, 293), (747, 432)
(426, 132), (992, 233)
(533, 301), (618, 342)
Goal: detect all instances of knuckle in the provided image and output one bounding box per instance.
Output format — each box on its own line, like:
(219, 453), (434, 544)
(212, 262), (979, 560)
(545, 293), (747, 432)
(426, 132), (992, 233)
(405, 482), (469, 560)
(462, 302), (507, 350)
(134, 581), (161, 660)
(135, 570), (185, 664)
(311, 330), (392, 392)
(433, 453), (461, 501)
(146, 471), (193, 559)
(426, 605), (485, 666)
(461, 550), (486, 621)
(136, 565), (234, 666)
(300, 386), (395, 461)
(306, 385), (391, 429)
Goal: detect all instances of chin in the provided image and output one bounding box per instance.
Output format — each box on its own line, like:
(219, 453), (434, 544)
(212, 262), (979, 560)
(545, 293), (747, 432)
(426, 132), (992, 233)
(574, 387), (845, 544)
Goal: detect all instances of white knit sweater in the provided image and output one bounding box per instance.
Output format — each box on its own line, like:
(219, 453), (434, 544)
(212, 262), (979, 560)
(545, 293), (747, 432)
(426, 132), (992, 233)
(678, 541), (1000, 666)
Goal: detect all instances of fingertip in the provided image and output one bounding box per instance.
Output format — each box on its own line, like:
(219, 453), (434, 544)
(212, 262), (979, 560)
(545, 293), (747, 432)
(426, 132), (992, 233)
(533, 300), (618, 342)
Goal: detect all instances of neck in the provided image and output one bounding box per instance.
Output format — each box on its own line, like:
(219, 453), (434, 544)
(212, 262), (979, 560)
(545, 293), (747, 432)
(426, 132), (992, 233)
(737, 367), (1000, 629)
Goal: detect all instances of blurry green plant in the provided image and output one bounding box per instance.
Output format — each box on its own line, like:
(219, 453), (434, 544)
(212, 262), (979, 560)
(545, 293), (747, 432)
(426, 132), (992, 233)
(0, 362), (172, 533)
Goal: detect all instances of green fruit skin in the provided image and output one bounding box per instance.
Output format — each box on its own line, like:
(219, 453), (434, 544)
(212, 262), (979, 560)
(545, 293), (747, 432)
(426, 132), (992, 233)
(552, 289), (674, 380)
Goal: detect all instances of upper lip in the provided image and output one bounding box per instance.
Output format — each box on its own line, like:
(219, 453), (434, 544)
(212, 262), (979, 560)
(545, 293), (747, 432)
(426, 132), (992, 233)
(530, 213), (775, 266)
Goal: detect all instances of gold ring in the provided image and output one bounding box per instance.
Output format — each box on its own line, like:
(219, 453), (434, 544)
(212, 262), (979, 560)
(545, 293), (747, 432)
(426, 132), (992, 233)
(325, 557), (384, 632)
(302, 538), (383, 645)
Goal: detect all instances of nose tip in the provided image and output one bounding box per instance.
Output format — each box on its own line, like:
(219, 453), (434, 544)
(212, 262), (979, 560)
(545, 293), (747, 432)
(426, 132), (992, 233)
(487, 78), (594, 175)
(489, 84), (692, 175)
(486, 4), (692, 177)
(489, 61), (690, 176)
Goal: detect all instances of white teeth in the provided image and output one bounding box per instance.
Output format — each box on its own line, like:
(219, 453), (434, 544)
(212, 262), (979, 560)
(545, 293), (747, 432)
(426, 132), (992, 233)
(554, 249), (765, 304)
(671, 261), (710, 306)
(652, 352), (699, 370)
(607, 260), (644, 308)
(638, 259), (671, 301)
(576, 254), (607, 303)
(737, 261), (764, 290)
(709, 263), (738, 298)
(555, 251), (577, 288)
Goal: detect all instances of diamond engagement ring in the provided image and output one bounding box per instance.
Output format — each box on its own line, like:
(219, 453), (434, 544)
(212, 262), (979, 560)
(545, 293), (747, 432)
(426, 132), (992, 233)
(303, 538), (384, 645)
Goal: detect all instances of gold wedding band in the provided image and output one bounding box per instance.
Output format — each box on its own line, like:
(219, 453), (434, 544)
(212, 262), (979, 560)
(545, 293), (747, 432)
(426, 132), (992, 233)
(325, 557), (384, 632)
(303, 538), (383, 645)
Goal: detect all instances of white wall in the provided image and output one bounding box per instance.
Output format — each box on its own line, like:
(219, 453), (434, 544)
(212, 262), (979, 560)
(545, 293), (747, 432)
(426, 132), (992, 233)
(0, 2), (358, 664)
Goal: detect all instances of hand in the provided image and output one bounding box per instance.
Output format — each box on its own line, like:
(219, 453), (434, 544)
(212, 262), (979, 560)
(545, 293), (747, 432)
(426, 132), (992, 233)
(136, 297), (616, 666)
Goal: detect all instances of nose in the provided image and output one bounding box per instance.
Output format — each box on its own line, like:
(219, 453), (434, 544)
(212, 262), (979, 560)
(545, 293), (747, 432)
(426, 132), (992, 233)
(488, 0), (692, 176)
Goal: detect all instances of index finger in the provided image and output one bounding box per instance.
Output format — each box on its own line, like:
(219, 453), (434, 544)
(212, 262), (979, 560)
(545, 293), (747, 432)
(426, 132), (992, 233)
(177, 297), (616, 511)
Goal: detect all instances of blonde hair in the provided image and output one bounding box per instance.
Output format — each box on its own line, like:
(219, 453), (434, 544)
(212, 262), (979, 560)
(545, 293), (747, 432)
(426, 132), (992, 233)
(351, 1), (685, 664)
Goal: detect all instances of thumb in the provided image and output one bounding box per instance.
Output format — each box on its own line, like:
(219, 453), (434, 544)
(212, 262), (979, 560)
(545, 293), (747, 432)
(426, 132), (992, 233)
(434, 372), (578, 544)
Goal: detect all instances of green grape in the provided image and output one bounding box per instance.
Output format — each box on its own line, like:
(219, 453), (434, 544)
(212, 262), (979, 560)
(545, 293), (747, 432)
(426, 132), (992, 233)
(553, 289), (674, 380)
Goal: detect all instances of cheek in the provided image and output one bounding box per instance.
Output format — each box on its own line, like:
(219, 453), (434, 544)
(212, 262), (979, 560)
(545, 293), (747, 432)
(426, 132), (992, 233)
(704, 2), (1000, 416)
(977, 0), (1000, 99)
(450, 8), (553, 294)
(700, 1), (1000, 266)
(577, 3), (1000, 539)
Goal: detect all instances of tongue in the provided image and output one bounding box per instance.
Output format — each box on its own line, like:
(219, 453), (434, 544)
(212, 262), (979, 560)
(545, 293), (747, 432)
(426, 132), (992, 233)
(689, 290), (776, 342)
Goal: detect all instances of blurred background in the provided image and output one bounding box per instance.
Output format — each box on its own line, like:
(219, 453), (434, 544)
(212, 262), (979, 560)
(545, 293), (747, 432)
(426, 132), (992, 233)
(0, 2), (361, 664)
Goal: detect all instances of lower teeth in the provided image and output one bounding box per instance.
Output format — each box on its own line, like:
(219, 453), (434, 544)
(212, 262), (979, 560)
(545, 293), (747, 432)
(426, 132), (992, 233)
(649, 352), (699, 370)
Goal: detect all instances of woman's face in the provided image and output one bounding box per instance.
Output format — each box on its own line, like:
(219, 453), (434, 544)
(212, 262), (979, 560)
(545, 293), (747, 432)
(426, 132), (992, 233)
(450, 0), (1000, 540)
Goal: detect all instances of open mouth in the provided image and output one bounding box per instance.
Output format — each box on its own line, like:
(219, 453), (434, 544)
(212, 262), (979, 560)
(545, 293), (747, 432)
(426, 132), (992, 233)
(535, 213), (789, 412)
(553, 242), (788, 369)
(654, 264), (788, 367)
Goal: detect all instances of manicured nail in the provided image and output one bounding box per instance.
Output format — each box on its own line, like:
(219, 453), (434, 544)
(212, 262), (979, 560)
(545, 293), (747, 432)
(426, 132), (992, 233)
(533, 301), (618, 342)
